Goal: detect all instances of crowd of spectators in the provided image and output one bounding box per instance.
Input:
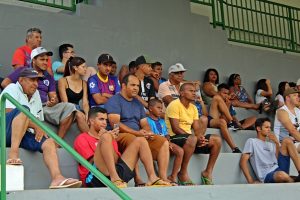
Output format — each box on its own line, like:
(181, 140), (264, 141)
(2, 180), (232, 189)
(1, 27), (300, 189)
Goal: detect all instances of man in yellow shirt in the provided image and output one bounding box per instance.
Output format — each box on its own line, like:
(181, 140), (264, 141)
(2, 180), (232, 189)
(165, 83), (221, 185)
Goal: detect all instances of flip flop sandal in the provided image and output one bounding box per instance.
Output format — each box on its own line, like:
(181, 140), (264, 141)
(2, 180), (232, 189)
(113, 180), (127, 188)
(6, 158), (23, 165)
(177, 178), (195, 186)
(49, 178), (82, 189)
(147, 179), (171, 187)
(201, 176), (213, 185)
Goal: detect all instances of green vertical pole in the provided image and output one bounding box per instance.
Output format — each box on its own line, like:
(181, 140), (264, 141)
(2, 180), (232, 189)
(212, 0), (217, 28)
(219, 0), (225, 30)
(0, 95), (7, 200)
(288, 7), (295, 50)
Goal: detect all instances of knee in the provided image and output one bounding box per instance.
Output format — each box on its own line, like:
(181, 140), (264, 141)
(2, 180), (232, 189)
(100, 133), (113, 142)
(219, 119), (227, 128)
(210, 135), (222, 146)
(276, 171), (290, 182)
(282, 138), (293, 146)
(75, 111), (84, 120)
(42, 138), (56, 150)
(186, 135), (197, 147)
(134, 137), (147, 146)
(200, 116), (208, 126)
(213, 94), (222, 102)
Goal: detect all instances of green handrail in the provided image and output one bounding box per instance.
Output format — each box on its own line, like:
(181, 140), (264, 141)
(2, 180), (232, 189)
(192, 0), (300, 53)
(19, 0), (88, 12)
(0, 93), (131, 200)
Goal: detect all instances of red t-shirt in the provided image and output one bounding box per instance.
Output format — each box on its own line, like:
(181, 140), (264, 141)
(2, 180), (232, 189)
(11, 45), (52, 71)
(73, 132), (121, 182)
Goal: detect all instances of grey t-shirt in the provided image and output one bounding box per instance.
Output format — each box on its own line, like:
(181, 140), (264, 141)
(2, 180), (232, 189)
(243, 138), (278, 182)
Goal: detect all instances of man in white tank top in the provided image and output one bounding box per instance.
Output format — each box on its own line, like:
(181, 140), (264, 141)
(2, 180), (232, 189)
(274, 88), (300, 152)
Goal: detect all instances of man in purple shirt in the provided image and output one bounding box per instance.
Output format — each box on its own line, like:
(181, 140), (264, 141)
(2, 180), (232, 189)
(1, 47), (76, 141)
(88, 53), (120, 108)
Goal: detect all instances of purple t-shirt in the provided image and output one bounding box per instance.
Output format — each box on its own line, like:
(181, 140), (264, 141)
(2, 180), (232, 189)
(105, 93), (146, 131)
(88, 74), (120, 107)
(7, 66), (56, 103)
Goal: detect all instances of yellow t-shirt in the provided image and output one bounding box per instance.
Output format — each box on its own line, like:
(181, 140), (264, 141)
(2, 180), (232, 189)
(165, 99), (199, 136)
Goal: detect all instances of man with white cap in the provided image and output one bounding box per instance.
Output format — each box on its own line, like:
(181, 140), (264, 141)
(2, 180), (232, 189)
(158, 63), (186, 108)
(274, 88), (300, 152)
(2, 47), (76, 141)
(1, 68), (81, 188)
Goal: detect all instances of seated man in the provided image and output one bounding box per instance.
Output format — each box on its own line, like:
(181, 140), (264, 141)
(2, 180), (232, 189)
(274, 88), (300, 152)
(240, 118), (300, 183)
(74, 107), (170, 188)
(88, 53), (120, 108)
(2, 47), (77, 140)
(209, 83), (257, 152)
(11, 27), (52, 74)
(105, 74), (170, 186)
(165, 82), (221, 185)
(134, 55), (156, 108)
(1, 68), (81, 188)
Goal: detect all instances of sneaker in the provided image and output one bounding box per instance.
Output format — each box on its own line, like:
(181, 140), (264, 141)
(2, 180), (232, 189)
(228, 121), (240, 131)
(232, 147), (242, 153)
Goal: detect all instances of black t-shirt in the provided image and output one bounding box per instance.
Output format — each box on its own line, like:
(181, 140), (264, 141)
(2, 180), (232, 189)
(139, 76), (156, 101)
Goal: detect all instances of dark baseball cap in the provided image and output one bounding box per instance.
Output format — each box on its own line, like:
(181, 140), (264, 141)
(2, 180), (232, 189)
(19, 68), (43, 78)
(98, 53), (115, 64)
(135, 55), (152, 66)
(283, 88), (300, 97)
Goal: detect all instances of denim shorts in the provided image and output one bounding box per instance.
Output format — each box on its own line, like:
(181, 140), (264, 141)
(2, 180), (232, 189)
(264, 152), (290, 183)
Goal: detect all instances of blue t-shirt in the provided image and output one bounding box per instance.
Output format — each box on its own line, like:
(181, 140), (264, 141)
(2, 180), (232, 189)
(52, 61), (64, 81)
(88, 74), (120, 108)
(105, 93), (146, 131)
(147, 117), (168, 137)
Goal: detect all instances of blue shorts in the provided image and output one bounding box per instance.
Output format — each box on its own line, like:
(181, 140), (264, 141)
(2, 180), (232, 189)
(6, 107), (47, 153)
(264, 152), (290, 183)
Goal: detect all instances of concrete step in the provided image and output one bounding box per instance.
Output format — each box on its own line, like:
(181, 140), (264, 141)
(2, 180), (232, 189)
(7, 183), (300, 200)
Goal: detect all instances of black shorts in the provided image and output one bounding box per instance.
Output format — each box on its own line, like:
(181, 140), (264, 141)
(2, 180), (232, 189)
(170, 134), (211, 154)
(85, 158), (135, 187)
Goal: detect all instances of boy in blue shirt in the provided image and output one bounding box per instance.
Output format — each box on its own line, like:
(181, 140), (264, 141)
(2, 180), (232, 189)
(147, 98), (183, 185)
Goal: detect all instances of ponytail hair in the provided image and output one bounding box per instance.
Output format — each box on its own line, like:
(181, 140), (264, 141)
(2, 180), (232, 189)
(64, 56), (85, 77)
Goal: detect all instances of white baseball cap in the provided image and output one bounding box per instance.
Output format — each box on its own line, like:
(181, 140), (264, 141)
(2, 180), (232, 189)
(296, 78), (300, 86)
(168, 63), (187, 74)
(31, 47), (53, 60)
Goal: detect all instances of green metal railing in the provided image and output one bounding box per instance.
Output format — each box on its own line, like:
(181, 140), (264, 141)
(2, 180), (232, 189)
(191, 0), (300, 53)
(19, 0), (89, 11)
(0, 93), (131, 200)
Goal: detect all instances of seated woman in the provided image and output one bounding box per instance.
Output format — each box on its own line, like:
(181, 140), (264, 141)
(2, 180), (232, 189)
(202, 68), (219, 105)
(58, 57), (89, 133)
(255, 79), (273, 112)
(227, 73), (260, 111)
(275, 81), (290, 108)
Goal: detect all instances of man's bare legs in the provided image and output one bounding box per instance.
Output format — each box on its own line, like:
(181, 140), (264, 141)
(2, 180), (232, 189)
(201, 135), (221, 181)
(57, 113), (74, 139)
(168, 143), (184, 183)
(177, 135), (197, 182)
(240, 116), (256, 129)
(156, 141), (170, 182)
(270, 138), (298, 183)
(75, 111), (89, 133)
(209, 118), (237, 150)
(199, 115), (208, 136)
(8, 112), (29, 161)
(43, 139), (81, 187)
(231, 100), (260, 110)
(210, 95), (234, 122)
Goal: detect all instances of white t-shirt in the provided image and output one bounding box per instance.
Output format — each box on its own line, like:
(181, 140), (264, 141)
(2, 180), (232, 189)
(1, 82), (44, 121)
(274, 105), (300, 141)
(243, 138), (278, 182)
(275, 94), (284, 106)
(255, 89), (267, 104)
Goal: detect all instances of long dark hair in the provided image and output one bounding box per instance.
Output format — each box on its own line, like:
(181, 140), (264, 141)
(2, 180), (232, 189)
(228, 73), (240, 87)
(255, 79), (267, 92)
(64, 56), (85, 77)
(203, 68), (219, 84)
(276, 81), (288, 96)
